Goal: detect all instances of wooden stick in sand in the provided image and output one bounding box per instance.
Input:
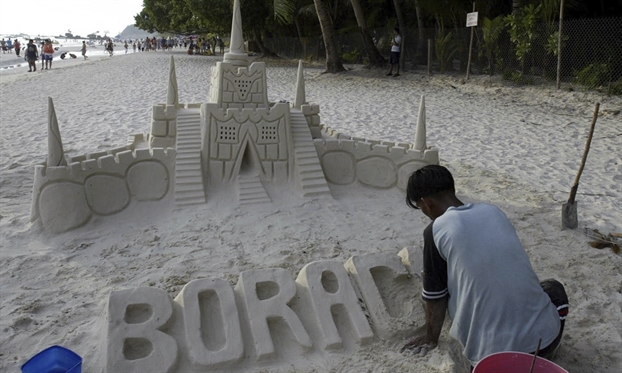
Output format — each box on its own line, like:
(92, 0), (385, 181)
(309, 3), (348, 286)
(561, 102), (600, 229)
(528, 338), (542, 373)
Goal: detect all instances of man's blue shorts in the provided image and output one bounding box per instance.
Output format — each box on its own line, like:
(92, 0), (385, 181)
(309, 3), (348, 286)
(390, 51), (400, 65)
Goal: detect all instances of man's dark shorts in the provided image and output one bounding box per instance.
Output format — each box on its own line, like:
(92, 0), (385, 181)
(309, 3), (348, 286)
(536, 279), (569, 358)
(390, 51), (400, 65)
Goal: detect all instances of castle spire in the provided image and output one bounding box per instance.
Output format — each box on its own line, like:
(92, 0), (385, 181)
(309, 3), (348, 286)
(166, 56), (178, 106)
(47, 97), (67, 167)
(413, 95), (427, 151)
(294, 60), (306, 109)
(223, 0), (249, 67)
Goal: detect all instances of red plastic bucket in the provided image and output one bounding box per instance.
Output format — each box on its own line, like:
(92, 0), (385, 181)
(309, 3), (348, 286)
(473, 351), (568, 373)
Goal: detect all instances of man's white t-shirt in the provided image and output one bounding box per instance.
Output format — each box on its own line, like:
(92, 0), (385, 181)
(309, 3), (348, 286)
(421, 203), (560, 364)
(391, 34), (401, 53)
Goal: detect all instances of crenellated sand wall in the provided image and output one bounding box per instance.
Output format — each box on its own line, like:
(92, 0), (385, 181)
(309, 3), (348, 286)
(314, 125), (438, 191)
(30, 134), (175, 233)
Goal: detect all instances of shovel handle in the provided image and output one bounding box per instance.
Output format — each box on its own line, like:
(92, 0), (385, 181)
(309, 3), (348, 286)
(568, 102), (599, 204)
(528, 338), (542, 373)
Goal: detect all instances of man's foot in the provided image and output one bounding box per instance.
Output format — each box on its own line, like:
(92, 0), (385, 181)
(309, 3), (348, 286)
(28, 70), (32, 72)
(386, 72), (393, 76)
(393, 73), (400, 77)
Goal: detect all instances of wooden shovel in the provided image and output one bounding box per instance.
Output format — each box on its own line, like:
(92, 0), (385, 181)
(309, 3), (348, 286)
(562, 102), (600, 229)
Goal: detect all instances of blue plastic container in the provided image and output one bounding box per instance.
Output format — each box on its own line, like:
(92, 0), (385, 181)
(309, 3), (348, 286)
(21, 345), (82, 373)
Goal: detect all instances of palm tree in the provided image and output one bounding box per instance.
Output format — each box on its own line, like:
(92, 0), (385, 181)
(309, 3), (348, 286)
(274, 0), (318, 59)
(414, 0), (426, 64)
(313, 0), (345, 72)
(392, 0), (406, 69)
(349, 0), (386, 66)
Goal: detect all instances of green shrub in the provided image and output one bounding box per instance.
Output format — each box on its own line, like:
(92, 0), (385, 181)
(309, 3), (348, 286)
(574, 63), (610, 89)
(481, 16), (505, 75)
(608, 78), (622, 96)
(504, 4), (541, 75)
(340, 48), (360, 64)
(435, 31), (458, 73)
(502, 69), (534, 85)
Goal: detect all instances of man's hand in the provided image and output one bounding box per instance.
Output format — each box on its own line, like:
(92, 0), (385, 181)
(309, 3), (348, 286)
(400, 334), (437, 356)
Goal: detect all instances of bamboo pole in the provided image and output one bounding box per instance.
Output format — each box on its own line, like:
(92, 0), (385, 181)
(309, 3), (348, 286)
(556, 0), (565, 89)
(466, 2), (476, 80)
(428, 39), (432, 75)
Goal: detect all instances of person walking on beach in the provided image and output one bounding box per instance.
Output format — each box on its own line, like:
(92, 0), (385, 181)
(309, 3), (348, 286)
(6, 38), (13, 53)
(25, 39), (38, 72)
(401, 165), (568, 368)
(43, 40), (54, 69)
(124, 41), (128, 54)
(81, 41), (88, 60)
(14, 39), (21, 57)
(107, 40), (114, 56)
(387, 27), (401, 77)
(1, 38), (6, 53)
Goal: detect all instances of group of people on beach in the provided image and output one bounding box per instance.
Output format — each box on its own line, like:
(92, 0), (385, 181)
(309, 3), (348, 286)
(1, 38), (22, 56)
(23, 39), (53, 72)
(21, 39), (88, 72)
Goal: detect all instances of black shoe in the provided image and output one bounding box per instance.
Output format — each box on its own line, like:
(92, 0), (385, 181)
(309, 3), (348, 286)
(393, 73), (400, 77)
(386, 72), (393, 76)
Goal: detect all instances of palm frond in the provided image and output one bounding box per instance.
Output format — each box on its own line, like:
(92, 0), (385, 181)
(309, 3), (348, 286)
(274, 0), (297, 24)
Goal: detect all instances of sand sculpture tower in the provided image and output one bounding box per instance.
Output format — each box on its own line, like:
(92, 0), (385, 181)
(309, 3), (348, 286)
(196, 0), (330, 204)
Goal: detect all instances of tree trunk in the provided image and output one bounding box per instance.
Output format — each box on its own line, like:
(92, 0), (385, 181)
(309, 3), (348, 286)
(294, 17), (307, 59)
(414, 0), (426, 64)
(252, 29), (278, 57)
(392, 0), (406, 70)
(350, 0), (386, 66)
(313, 0), (345, 73)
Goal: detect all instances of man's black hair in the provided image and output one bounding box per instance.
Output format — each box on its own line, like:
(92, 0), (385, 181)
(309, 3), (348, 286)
(394, 27), (400, 33)
(405, 164), (455, 209)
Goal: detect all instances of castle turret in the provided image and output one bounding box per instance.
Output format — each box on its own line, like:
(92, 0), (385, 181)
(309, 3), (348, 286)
(223, 0), (249, 68)
(47, 97), (67, 167)
(166, 56), (179, 106)
(414, 95), (427, 151)
(294, 60), (306, 109)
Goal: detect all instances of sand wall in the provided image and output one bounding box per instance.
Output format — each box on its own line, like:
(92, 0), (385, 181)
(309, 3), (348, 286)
(30, 138), (175, 233)
(314, 126), (438, 190)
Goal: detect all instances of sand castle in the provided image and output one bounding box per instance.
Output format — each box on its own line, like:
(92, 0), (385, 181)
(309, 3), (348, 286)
(29, 0), (437, 234)
(27, 1), (441, 371)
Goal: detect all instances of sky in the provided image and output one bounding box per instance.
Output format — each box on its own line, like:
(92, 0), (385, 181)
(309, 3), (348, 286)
(0, 0), (145, 37)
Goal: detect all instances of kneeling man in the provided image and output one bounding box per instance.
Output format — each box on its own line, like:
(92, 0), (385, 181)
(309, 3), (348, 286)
(402, 165), (568, 368)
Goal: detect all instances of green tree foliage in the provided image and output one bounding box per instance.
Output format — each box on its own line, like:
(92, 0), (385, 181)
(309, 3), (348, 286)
(504, 4), (541, 74)
(435, 30), (457, 73)
(479, 15), (504, 74)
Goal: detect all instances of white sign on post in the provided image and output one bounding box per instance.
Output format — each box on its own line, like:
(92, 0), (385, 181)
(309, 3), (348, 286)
(466, 11), (478, 27)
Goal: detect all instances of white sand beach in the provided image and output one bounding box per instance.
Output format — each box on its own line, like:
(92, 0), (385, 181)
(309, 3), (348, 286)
(0, 49), (620, 372)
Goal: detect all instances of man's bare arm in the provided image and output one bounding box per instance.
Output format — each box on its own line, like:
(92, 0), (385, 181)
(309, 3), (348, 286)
(401, 297), (448, 353)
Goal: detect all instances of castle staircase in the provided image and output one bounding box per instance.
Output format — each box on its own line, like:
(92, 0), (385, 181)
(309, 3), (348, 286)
(237, 174), (272, 205)
(174, 108), (206, 207)
(289, 109), (331, 197)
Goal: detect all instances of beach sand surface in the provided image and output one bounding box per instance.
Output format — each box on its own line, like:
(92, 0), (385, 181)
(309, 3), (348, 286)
(0, 50), (620, 372)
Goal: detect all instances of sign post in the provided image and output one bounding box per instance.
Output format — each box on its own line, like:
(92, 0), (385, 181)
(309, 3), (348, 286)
(465, 4), (477, 80)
